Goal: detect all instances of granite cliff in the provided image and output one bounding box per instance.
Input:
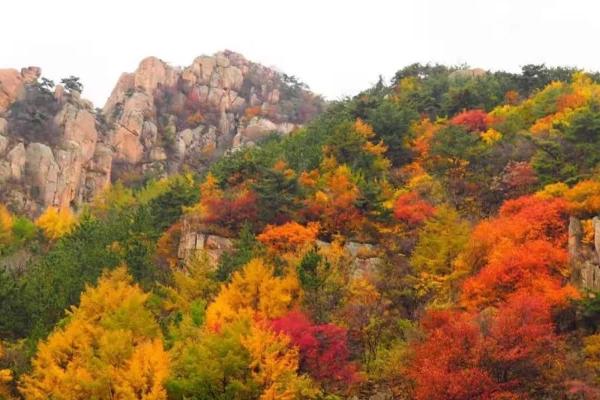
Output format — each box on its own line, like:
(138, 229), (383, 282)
(0, 51), (324, 215)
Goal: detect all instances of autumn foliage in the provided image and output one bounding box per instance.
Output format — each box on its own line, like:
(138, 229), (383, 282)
(205, 259), (300, 328)
(303, 165), (364, 235)
(19, 267), (170, 400)
(35, 206), (76, 241)
(270, 311), (359, 391)
(195, 173), (258, 231)
(4, 65), (600, 400)
(257, 221), (319, 254)
(0, 205), (13, 246)
(411, 294), (566, 400)
(450, 109), (489, 132)
(393, 192), (435, 226)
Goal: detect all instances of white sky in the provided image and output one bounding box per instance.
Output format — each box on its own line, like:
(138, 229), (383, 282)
(2, 0), (598, 107)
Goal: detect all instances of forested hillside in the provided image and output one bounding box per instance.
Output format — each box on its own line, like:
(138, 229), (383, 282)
(1, 63), (600, 399)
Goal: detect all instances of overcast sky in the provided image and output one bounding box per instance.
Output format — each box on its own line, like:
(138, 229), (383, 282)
(2, 0), (598, 107)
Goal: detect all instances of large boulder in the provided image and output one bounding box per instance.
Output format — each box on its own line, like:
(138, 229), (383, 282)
(7, 143), (26, 180)
(25, 143), (60, 206)
(0, 67), (41, 112)
(55, 103), (98, 162)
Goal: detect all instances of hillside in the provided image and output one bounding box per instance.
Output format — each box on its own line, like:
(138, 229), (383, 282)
(0, 60), (599, 399)
(0, 51), (323, 216)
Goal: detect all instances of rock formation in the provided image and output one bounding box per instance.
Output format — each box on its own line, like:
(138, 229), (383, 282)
(0, 51), (324, 216)
(0, 74), (111, 215)
(569, 216), (600, 291)
(103, 50), (323, 182)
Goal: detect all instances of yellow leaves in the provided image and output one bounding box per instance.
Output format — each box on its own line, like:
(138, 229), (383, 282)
(564, 180), (600, 217)
(35, 206), (76, 241)
(205, 259), (300, 328)
(530, 112), (570, 135)
(200, 173), (222, 200)
(242, 322), (317, 400)
(299, 170), (319, 188)
(20, 267), (169, 400)
(354, 118), (375, 139)
(0, 342), (14, 399)
(161, 252), (218, 316)
(410, 118), (439, 159)
(347, 278), (380, 305)
(0, 204), (13, 245)
(327, 165), (359, 200)
(112, 339), (170, 400)
(584, 333), (600, 384)
(582, 219), (595, 245)
(536, 182), (569, 199)
(406, 172), (445, 203)
(314, 190), (329, 204)
(354, 118), (389, 160)
(363, 140), (388, 158)
(480, 128), (502, 145)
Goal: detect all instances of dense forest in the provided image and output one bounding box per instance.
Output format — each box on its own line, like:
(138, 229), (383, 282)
(1, 63), (600, 399)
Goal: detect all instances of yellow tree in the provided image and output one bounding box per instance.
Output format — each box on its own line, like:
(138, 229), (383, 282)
(0, 342), (14, 400)
(242, 322), (318, 400)
(565, 180), (600, 217)
(19, 267), (170, 400)
(35, 206), (76, 241)
(0, 204), (13, 246)
(205, 259), (300, 329)
(409, 205), (471, 305)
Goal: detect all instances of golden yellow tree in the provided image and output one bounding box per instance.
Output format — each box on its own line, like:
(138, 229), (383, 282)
(205, 259), (300, 328)
(19, 267), (170, 400)
(0, 342), (14, 400)
(0, 204), (13, 246)
(35, 206), (76, 241)
(242, 322), (318, 400)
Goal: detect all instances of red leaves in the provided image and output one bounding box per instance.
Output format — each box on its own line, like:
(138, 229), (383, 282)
(411, 294), (565, 400)
(461, 240), (574, 310)
(270, 311), (359, 391)
(498, 161), (538, 197)
(393, 193), (435, 226)
(202, 190), (258, 230)
(411, 310), (497, 400)
(461, 195), (578, 311)
(410, 193), (581, 399)
(450, 109), (489, 132)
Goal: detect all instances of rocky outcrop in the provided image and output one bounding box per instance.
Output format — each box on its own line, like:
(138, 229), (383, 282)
(0, 67), (41, 112)
(0, 51), (323, 216)
(103, 50), (323, 180)
(176, 207), (381, 273)
(569, 216), (600, 291)
(0, 78), (111, 215)
(316, 239), (382, 276)
(176, 215), (234, 264)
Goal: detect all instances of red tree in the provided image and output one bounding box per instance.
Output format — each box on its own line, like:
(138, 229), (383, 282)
(393, 192), (435, 226)
(270, 311), (359, 392)
(410, 310), (498, 400)
(461, 240), (577, 310)
(450, 109), (489, 132)
(202, 189), (258, 231)
(410, 294), (568, 400)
